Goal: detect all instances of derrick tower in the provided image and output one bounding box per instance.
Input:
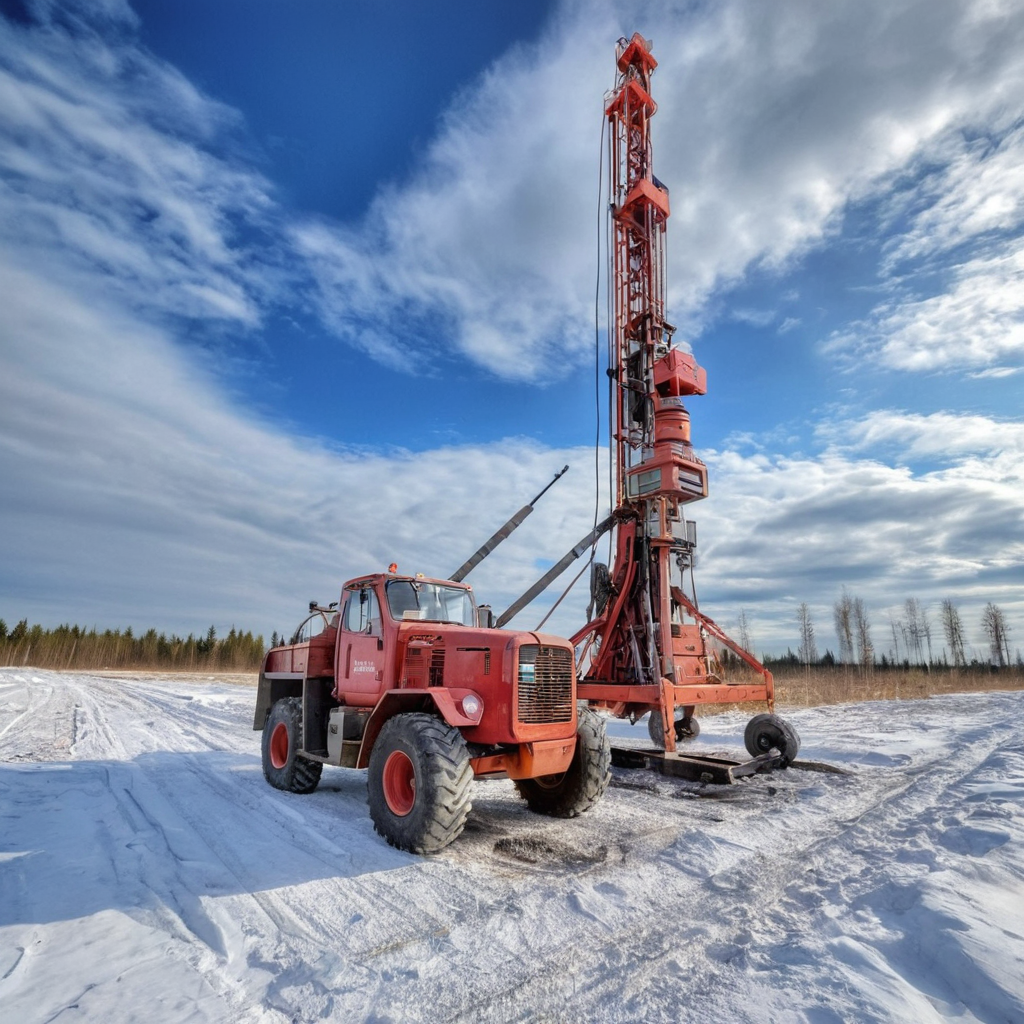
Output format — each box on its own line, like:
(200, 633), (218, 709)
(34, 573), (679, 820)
(575, 34), (775, 749)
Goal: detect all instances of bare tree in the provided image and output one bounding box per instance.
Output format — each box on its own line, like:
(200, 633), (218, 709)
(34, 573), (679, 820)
(941, 599), (966, 668)
(853, 597), (874, 669)
(797, 603), (818, 665)
(737, 609), (753, 654)
(889, 615), (902, 663)
(921, 604), (934, 665)
(833, 591), (854, 664)
(904, 598), (924, 664)
(981, 602), (1011, 668)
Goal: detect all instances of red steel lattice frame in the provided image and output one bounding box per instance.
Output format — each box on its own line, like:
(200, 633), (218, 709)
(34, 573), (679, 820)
(578, 35), (774, 749)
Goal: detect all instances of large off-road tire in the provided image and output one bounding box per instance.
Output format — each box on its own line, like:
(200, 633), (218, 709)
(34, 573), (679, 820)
(515, 707), (611, 818)
(744, 713), (801, 767)
(262, 697), (323, 793)
(647, 707), (699, 747)
(367, 713), (473, 854)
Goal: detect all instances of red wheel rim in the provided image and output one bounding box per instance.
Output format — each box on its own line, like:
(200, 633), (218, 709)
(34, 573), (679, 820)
(533, 773), (566, 790)
(269, 721), (290, 769)
(382, 750), (416, 816)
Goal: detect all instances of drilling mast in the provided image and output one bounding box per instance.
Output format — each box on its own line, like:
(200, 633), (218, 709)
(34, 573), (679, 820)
(573, 34), (776, 750)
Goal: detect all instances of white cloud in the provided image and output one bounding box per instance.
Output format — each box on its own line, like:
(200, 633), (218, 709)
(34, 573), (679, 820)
(838, 409), (1024, 460)
(7, 0), (1024, 383)
(0, 3), (282, 330)
(884, 124), (1024, 266)
(831, 242), (1024, 371)
(693, 430), (1024, 654)
(731, 308), (777, 328)
(2, 0), (1022, 659)
(969, 366), (1021, 379)
(295, 0), (1024, 378)
(0, 251), (608, 637)
(826, 119), (1024, 374)
(3, 243), (1021, 651)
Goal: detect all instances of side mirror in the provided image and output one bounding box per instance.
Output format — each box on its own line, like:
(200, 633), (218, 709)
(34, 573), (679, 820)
(478, 605), (494, 629)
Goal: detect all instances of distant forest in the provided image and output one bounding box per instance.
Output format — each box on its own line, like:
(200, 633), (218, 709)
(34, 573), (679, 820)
(0, 591), (1019, 678)
(0, 619), (264, 672)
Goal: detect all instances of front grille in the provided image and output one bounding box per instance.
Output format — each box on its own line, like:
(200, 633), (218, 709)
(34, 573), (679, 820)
(517, 645), (574, 724)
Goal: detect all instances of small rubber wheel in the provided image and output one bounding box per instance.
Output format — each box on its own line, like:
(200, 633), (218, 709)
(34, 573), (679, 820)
(744, 713), (801, 767)
(262, 697), (323, 793)
(647, 708), (672, 747)
(647, 707), (699, 747)
(367, 713), (473, 854)
(678, 716), (700, 741)
(515, 707), (611, 817)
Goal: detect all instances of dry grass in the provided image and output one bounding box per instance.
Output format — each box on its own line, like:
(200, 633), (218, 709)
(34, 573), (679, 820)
(697, 665), (1024, 716)
(69, 668), (260, 688)
(10, 661), (1021, 708)
(775, 666), (1024, 707)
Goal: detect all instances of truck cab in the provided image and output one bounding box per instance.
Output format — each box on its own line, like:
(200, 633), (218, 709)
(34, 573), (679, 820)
(253, 571), (609, 854)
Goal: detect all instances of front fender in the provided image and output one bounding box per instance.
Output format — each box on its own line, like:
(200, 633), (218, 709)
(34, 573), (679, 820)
(356, 688), (482, 769)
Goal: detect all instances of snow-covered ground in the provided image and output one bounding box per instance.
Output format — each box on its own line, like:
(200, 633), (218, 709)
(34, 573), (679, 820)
(1, 669), (1022, 1023)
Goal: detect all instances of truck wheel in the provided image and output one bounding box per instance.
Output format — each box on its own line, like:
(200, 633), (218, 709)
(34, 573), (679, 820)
(744, 713), (801, 767)
(262, 697), (323, 793)
(515, 707), (611, 818)
(367, 713), (473, 854)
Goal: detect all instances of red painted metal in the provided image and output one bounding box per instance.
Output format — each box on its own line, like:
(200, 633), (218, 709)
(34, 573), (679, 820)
(259, 572), (582, 778)
(578, 35), (774, 748)
(469, 737), (575, 780)
(382, 749), (416, 816)
(269, 721), (289, 770)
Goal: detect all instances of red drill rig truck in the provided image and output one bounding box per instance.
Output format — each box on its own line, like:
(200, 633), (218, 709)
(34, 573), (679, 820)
(254, 32), (801, 853)
(253, 572), (610, 854)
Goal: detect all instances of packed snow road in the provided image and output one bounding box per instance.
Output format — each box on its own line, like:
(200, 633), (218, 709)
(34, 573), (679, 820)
(1, 669), (1022, 1023)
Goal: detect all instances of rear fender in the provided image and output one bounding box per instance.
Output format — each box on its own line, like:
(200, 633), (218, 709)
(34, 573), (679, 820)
(356, 688), (482, 769)
(252, 670), (302, 730)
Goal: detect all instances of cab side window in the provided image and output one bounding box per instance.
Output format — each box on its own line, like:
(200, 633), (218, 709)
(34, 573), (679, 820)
(290, 612), (329, 644)
(343, 588), (381, 634)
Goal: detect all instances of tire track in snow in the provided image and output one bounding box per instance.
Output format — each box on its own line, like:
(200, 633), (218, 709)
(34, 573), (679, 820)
(434, 704), (1020, 1023)
(35, 672), (460, 1021)
(5, 670), (1023, 1023)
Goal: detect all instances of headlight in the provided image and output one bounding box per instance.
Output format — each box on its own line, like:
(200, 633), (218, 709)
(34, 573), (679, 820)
(461, 693), (482, 718)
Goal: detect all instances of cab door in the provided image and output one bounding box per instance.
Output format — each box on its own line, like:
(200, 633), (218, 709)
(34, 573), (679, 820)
(337, 585), (386, 704)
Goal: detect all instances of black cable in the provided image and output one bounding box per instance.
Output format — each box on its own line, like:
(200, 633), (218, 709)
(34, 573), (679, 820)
(593, 111), (607, 551)
(606, 120), (617, 565)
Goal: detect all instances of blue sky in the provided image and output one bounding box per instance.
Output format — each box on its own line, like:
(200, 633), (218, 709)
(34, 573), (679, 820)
(1, 0), (1022, 659)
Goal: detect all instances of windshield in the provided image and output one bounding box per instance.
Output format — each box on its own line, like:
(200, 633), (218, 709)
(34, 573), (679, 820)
(385, 581), (476, 625)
